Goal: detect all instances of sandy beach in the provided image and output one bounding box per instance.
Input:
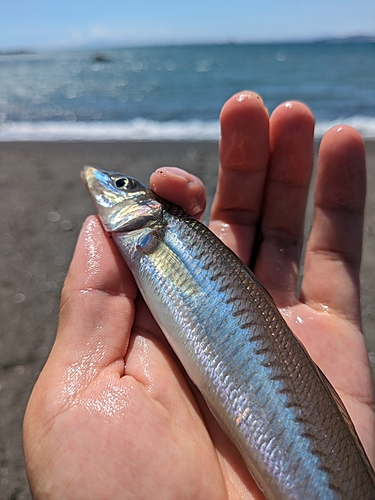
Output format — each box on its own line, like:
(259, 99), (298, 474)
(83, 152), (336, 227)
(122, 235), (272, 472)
(1, 140), (375, 499)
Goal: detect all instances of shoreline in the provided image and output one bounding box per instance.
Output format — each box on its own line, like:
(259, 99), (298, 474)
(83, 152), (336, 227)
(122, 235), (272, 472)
(0, 139), (374, 498)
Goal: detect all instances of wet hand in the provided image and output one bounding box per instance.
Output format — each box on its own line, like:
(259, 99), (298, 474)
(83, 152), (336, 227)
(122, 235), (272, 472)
(24, 92), (374, 500)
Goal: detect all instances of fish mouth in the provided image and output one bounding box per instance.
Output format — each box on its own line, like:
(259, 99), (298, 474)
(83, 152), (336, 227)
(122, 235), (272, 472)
(80, 169), (87, 184)
(81, 165), (97, 186)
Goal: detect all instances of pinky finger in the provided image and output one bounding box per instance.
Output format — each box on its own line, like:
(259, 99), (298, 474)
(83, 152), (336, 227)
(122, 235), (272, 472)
(300, 125), (366, 326)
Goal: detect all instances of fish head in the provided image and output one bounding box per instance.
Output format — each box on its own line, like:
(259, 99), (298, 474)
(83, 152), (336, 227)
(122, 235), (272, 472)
(82, 166), (162, 232)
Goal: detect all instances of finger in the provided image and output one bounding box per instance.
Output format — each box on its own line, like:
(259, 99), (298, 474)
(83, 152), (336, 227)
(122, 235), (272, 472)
(301, 126), (366, 326)
(210, 91), (270, 261)
(53, 216), (137, 369)
(150, 167), (206, 220)
(254, 101), (315, 305)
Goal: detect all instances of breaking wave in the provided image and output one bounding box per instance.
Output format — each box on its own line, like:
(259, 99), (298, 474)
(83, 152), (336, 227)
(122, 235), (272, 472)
(1, 116), (375, 141)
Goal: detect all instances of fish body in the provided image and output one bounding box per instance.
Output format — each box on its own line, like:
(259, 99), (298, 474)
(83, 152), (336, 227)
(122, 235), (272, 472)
(82, 166), (375, 500)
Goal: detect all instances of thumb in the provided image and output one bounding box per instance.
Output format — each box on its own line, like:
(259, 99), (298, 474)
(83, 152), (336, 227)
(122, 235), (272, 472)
(53, 215), (137, 368)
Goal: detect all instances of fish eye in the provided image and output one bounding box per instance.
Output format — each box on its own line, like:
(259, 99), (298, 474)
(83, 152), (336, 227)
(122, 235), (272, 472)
(114, 176), (137, 190)
(115, 178), (127, 188)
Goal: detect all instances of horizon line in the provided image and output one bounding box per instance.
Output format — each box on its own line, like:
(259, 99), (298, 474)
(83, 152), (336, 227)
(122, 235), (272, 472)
(1, 33), (375, 55)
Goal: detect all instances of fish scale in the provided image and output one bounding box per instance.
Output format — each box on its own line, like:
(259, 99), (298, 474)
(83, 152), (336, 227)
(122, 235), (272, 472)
(83, 166), (375, 500)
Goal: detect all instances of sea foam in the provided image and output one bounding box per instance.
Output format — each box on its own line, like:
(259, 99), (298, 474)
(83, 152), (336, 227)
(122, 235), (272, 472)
(1, 116), (374, 141)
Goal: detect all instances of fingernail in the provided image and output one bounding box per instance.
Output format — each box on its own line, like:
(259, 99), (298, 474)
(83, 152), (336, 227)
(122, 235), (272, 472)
(155, 167), (193, 183)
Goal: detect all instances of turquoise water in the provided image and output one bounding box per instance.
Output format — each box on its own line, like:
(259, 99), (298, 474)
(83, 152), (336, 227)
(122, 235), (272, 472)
(1, 43), (374, 139)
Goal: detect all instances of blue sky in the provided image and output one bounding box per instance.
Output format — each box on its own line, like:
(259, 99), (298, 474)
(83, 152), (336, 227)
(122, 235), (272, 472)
(1, 0), (375, 50)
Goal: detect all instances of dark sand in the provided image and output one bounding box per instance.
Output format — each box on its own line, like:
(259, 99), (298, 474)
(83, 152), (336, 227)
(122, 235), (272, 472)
(1, 140), (374, 499)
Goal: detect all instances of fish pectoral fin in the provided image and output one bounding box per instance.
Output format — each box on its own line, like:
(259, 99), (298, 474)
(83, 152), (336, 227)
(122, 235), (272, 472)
(136, 230), (162, 255)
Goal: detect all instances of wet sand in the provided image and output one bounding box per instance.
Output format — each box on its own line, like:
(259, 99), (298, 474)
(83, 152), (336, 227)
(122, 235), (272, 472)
(1, 140), (374, 499)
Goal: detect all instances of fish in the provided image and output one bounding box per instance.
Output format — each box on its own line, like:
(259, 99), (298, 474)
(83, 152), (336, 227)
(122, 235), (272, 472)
(82, 165), (375, 500)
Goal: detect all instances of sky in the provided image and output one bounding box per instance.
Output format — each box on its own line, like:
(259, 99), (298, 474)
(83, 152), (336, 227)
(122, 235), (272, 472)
(1, 0), (375, 51)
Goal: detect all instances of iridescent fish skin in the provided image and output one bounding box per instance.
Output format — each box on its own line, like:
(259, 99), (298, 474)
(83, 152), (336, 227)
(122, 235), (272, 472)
(82, 166), (375, 500)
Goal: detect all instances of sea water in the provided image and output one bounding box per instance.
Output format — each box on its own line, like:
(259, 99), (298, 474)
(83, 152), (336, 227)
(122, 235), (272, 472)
(1, 42), (374, 140)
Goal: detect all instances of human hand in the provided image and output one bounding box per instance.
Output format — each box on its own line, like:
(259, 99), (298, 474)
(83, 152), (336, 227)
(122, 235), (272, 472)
(24, 92), (375, 499)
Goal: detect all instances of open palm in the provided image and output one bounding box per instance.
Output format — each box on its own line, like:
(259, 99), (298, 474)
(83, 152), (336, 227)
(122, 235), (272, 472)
(24, 93), (374, 499)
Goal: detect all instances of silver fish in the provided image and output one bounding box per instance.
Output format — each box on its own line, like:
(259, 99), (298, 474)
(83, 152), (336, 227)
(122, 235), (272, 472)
(82, 165), (375, 500)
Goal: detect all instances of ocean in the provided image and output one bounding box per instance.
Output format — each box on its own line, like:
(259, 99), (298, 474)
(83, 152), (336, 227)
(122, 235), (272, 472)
(1, 42), (374, 140)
